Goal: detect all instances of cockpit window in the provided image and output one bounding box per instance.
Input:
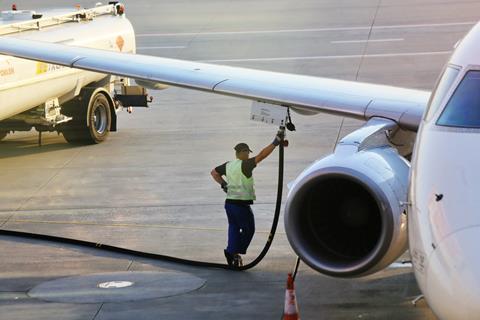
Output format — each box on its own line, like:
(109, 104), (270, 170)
(437, 70), (480, 128)
(424, 66), (460, 121)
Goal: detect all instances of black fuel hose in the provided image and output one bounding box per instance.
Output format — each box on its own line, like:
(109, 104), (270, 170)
(0, 139), (285, 271)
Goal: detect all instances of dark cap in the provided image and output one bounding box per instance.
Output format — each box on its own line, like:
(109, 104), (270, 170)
(234, 143), (252, 153)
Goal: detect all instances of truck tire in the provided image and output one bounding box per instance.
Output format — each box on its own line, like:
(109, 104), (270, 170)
(0, 131), (7, 141)
(62, 90), (112, 144)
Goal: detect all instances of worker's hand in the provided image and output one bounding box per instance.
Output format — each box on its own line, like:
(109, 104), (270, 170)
(221, 182), (228, 193)
(272, 129), (285, 146)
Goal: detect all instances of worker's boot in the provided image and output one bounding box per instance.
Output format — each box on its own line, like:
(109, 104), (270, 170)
(233, 254), (243, 267)
(224, 249), (234, 266)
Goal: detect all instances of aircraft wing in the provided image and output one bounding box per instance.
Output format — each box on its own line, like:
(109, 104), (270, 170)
(0, 37), (430, 131)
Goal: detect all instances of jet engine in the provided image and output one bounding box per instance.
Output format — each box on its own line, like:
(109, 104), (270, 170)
(284, 119), (410, 278)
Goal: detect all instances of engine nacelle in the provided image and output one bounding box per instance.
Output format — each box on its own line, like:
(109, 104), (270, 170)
(285, 119), (410, 278)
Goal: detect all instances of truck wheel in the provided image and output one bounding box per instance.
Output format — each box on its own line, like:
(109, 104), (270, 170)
(62, 91), (112, 144)
(0, 131), (7, 141)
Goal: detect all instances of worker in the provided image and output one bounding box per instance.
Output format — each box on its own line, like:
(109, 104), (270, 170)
(211, 129), (285, 267)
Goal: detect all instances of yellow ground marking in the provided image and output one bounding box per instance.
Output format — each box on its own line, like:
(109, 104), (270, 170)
(8, 219), (284, 235)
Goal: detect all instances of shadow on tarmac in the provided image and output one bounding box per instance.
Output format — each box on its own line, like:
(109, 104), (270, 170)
(0, 133), (76, 159)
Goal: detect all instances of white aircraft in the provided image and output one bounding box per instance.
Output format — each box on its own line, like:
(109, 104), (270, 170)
(0, 3), (478, 319)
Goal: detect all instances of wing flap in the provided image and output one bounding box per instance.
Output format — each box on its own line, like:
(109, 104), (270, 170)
(213, 77), (371, 118)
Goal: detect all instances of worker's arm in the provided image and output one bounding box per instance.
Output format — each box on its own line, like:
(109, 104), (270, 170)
(254, 144), (276, 164)
(254, 130), (285, 164)
(211, 168), (228, 193)
(211, 168), (226, 185)
(211, 163), (229, 193)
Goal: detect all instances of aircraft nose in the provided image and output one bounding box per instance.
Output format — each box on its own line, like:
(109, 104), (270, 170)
(425, 227), (480, 319)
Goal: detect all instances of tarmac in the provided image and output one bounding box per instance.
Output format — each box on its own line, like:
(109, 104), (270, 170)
(1, 0), (479, 319)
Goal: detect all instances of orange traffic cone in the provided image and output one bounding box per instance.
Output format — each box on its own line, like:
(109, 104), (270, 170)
(283, 273), (300, 320)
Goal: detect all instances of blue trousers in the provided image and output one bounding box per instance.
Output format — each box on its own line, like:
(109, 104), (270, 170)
(225, 202), (255, 255)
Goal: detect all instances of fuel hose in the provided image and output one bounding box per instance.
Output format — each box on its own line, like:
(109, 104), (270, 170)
(0, 136), (285, 271)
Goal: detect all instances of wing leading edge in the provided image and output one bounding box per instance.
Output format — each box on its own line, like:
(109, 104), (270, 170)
(0, 37), (429, 131)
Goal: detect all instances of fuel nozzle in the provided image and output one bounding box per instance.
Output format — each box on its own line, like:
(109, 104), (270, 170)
(278, 126), (289, 147)
(286, 108), (296, 132)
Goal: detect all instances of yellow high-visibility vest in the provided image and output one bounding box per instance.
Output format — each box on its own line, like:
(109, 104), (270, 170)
(226, 159), (256, 201)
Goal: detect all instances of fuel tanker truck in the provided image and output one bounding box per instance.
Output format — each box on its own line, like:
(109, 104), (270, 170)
(0, 2), (152, 144)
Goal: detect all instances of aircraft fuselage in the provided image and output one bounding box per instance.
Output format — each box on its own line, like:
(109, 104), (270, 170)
(410, 21), (480, 320)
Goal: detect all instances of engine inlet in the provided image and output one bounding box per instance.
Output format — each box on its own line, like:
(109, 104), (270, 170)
(285, 171), (393, 277)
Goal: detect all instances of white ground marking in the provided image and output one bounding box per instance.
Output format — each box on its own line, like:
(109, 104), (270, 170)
(137, 46), (186, 50)
(137, 21), (474, 37)
(200, 51), (452, 63)
(331, 38), (404, 44)
(98, 281), (134, 289)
